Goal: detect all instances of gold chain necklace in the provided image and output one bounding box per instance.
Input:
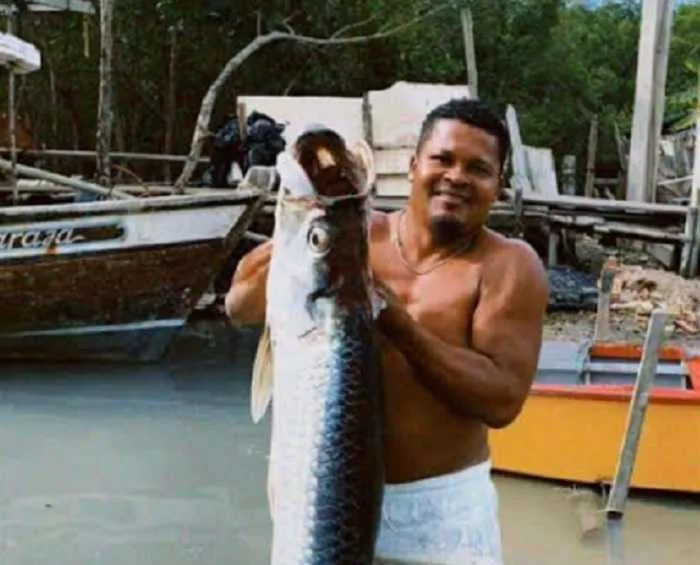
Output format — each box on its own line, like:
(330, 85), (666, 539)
(391, 210), (476, 276)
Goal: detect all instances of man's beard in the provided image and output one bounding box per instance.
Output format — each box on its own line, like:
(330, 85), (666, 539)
(429, 215), (468, 247)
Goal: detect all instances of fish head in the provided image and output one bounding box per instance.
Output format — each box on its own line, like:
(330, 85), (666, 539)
(267, 125), (376, 337)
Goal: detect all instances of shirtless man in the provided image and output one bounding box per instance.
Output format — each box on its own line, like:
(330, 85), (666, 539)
(225, 98), (549, 564)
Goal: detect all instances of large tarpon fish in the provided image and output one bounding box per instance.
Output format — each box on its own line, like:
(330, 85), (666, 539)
(251, 126), (385, 565)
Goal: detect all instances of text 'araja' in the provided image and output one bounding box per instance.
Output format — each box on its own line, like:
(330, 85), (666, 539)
(0, 223), (126, 251)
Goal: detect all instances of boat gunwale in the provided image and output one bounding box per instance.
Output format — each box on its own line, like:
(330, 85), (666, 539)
(0, 187), (266, 218)
(532, 341), (700, 404)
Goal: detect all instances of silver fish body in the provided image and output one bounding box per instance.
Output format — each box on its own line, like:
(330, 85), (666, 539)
(253, 130), (384, 564)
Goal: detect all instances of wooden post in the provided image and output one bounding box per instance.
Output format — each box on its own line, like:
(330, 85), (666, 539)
(96, 0), (114, 188)
(593, 267), (616, 342)
(163, 24), (178, 184)
(679, 97), (700, 277)
(460, 8), (478, 99)
(6, 12), (17, 204)
(512, 178), (524, 239)
(614, 121), (628, 200)
(505, 105), (532, 193)
(547, 225), (558, 267)
(626, 0), (674, 202)
(584, 115), (598, 198)
(237, 101), (247, 145)
(561, 155), (576, 196)
(605, 309), (669, 518)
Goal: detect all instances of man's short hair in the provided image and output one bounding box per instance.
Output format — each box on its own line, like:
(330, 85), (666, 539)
(416, 98), (511, 172)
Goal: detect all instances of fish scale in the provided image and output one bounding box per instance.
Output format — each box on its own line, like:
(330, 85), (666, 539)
(252, 128), (384, 564)
(270, 313), (383, 565)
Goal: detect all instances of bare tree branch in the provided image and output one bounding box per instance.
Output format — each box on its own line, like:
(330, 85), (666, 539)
(173, 4), (450, 192)
(280, 14), (297, 35)
(330, 15), (378, 39)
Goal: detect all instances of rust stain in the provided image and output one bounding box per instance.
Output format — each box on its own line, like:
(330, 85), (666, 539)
(1, 240), (227, 333)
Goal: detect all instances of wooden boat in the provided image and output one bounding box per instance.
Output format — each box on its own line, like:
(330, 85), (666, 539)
(489, 340), (700, 494)
(0, 179), (269, 363)
(0, 22), (272, 363)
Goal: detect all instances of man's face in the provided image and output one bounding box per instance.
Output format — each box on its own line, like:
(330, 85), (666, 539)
(409, 118), (503, 245)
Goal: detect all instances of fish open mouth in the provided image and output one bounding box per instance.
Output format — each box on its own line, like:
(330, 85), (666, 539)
(289, 127), (375, 203)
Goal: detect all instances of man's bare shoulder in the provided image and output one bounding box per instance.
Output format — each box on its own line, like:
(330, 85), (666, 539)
(368, 210), (394, 244)
(481, 230), (549, 296)
(232, 240), (273, 282)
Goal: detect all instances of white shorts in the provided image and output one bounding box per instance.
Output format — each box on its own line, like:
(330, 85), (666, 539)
(374, 460), (503, 565)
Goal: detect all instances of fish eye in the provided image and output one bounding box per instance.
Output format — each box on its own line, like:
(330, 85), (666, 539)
(307, 224), (331, 254)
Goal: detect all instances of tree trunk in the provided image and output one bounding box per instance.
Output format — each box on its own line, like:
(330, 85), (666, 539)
(96, 0), (114, 187)
(164, 25), (178, 183)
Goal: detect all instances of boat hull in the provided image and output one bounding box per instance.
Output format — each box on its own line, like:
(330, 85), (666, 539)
(0, 190), (264, 362)
(489, 342), (700, 494)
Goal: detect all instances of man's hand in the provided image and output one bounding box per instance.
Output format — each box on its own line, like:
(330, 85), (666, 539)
(370, 275), (397, 321)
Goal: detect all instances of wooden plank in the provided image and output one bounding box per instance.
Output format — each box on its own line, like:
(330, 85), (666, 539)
(593, 221), (684, 244)
(550, 214), (604, 228)
(0, 157), (134, 200)
(524, 146), (558, 197)
(0, 148), (211, 164)
(606, 310), (669, 518)
(505, 105), (533, 193)
(374, 176), (410, 197)
(503, 188), (686, 216)
(0, 1), (95, 14)
(374, 148), (412, 176)
(368, 82), (472, 149)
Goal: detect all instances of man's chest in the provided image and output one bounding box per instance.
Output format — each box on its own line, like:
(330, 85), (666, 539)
(371, 247), (481, 345)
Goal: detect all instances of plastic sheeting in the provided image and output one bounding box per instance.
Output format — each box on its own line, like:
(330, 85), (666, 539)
(0, 32), (41, 74)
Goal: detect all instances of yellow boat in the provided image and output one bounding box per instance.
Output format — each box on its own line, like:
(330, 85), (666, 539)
(489, 341), (700, 494)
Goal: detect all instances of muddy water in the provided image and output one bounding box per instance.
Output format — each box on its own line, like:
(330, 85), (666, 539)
(1, 322), (698, 565)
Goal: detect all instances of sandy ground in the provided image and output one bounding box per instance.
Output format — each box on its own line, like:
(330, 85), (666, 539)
(544, 310), (700, 350)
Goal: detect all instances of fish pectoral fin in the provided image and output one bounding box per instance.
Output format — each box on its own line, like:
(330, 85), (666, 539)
(251, 324), (274, 423)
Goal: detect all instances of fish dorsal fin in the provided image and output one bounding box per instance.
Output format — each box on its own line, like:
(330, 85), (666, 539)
(251, 324), (274, 423)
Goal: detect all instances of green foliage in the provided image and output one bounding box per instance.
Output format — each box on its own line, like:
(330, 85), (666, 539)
(1, 0), (698, 181)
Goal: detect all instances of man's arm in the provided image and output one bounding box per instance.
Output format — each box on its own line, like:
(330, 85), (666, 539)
(224, 240), (272, 326)
(376, 242), (549, 429)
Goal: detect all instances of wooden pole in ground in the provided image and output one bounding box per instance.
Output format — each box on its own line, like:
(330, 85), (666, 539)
(460, 8), (478, 99)
(679, 94), (700, 277)
(96, 0), (114, 188)
(605, 309), (669, 518)
(163, 25), (178, 184)
(584, 115), (598, 198)
(626, 0), (674, 202)
(593, 266), (616, 342)
(6, 12), (17, 204)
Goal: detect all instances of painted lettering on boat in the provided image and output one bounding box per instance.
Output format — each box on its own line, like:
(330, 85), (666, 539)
(0, 223), (126, 251)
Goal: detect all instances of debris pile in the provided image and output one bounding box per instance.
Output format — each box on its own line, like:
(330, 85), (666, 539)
(607, 264), (700, 334)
